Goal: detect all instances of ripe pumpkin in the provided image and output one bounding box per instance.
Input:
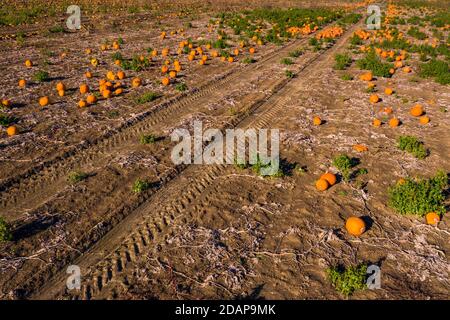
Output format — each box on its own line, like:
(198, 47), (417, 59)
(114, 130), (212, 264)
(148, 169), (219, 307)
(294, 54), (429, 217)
(115, 59), (121, 66)
(161, 77), (170, 86)
(425, 212), (440, 225)
(175, 64), (182, 72)
(373, 118), (382, 127)
(2, 99), (11, 107)
(102, 89), (112, 99)
(85, 48), (92, 54)
(39, 96), (49, 107)
(58, 90), (65, 97)
(353, 144), (368, 152)
(419, 116), (430, 124)
(132, 77), (142, 87)
(345, 216), (366, 236)
(228, 57), (234, 63)
(6, 125), (18, 136)
(315, 178), (329, 191)
(389, 117), (400, 127)
(86, 95), (97, 104)
(369, 94), (380, 104)
(18, 79), (26, 87)
(249, 47), (256, 54)
(161, 65), (169, 73)
(403, 66), (412, 73)
(114, 88), (123, 95)
(117, 71), (125, 80)
(410, 104), (423, 117)
(313, 116), (322, 126)
(56, 82), (65, 91)
(25, 60), (33, 68)
(90, 58), (98, 67)
(80, 84), (89, 94)
(389, 68), (395, 75)
(320, 172), (336, 186)
(107, 71), (116, 81)
(85, 71), (93, 78)
(360, 72), (372, 81)
(384, 88), (393, 95)
(151, 50), (158, 57)
(78, 99), (87, 108)
(169, 71), (177, 78)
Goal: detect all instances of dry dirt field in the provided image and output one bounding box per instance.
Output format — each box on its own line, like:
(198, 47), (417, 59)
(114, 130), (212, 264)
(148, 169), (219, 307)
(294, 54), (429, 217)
(0, 0), (449, 300)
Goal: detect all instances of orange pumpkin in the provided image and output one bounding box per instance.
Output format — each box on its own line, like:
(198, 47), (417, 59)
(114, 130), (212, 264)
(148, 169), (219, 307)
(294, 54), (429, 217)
(425, 212), (440, 225)
(369, 94), (380, 104)
(313, 116), (322, 126)
(320, 172), (336, 186)
(86, 95), (97, 104)
(18, 79), (26, 87)
(389, 117), (400, 127)
(132, 77), (142, 87)
(25, 60), (33, 68)
(56, 82), (65, 91)
(345, 216), (366, 236)
(419, 116), (430, 124)
(85, 71), (93, 78)
(39, 96), (49, 107)
(384, 88), (393, 95)
(353, 144), (368, 152)
(6, 125), (18, 136)
(373, 118), (382, 127)
(80, 84), (89, 94)
(410, 104), (423, 117)
(117, 71), (125, 80)
(78, 99), (87, 108)
(161, 77), (170, 86)
(315, 178), (329, 191)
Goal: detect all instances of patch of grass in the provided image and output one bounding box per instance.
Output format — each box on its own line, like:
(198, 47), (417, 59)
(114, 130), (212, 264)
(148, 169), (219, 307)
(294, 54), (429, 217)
(334, 53), (352, 70)
(140, 134), (157, 144)
(327, 264), (367, 297)
(68, 171), (88, 184)
(397, 135), (428, 159)
(107, 110), (120, 118)
(48, 25), (65, 34)
(33, 70), (50, 82)
(132, 179), (152, 193)
(357, 52), (393, 78)
(419, 59), (450, 85)
(135, 92), (161, 104)
(242, 57), (256, 64)
(175, 82), (188, 92)
(281, 57), (293, 65)
(340, 73), (353, 80)
(289, 49), (303, 58)
(285, 70), (295, 78)
(388, 171), (447, 216)
(0, 217), (12, 242)
(349, 34), (363, 45)
(332, 154), (358, 181)
(407, 26), (426, 40)
(0, 113), (17, 127)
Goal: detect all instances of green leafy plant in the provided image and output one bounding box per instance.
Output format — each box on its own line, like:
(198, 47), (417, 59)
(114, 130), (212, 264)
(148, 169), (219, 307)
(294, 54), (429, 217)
(334, 53), (352, 70)
(407, 26), (426, 40)
(242, 57), (256, 64)
(327, 264), (367, 297)
(419, 59), (450, 85)
(289, 49), (303, 58)
(33, 70), (50, 82)
(132, 179), (152, 193)
(135, 92), (161, 104)
(285, 70), (295, 78)
(397, 135), (428, 159)
(388, 170), (447, 216)
(332, 154), (357, 181)
(68, 171), (88, 184)
(140, 134), (157, 144)
(357, 52), (393, 78)
(0, 217), (12, 242)
(281, 57), (293, 65)
(175, 83), (188, 92)
(0, 113), (17, 127)
(340, 73), (353, 80)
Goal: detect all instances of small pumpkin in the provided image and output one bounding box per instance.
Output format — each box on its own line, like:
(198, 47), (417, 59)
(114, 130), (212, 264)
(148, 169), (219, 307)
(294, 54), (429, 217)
(39, 96), (49, 107)
(315, 178), (329, 191)
(345, 216), (366, 236)
(369, 94), (380, 104)
(102, 89), (112, 99)
(425, 212), (440, 225)
(58, 90), (65, 97)
(419, 116), (430, 124)
(169, 71), (177, 78)
(18, 79), (26, 87)
(161, 77), (170, 86)
(114, 88), (123, 95)
(353, 144), (368, 152)
(320, 172), (336, 186)
(313, 116), (322, 126)
(1, 99), (11, 107)
(78, 99), (87, 108)
(56, 82), (65, 91)
(389, 117), (400, 127)
(25, 60), (33, 68)
(6, 125), (18, 136)
(85, 71), (93, 78)
(80, 84), (89, 94)
(86, 95), (96, 104)
(117, 71), (125, 80)
(410, 104), (423, 117)
(132, 77), (142, 88)
(228, 57), (234, 63)
(373, 118), (382, 127)
(384, 87), (393, 95)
